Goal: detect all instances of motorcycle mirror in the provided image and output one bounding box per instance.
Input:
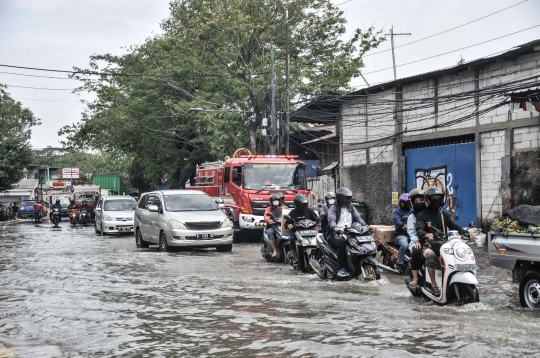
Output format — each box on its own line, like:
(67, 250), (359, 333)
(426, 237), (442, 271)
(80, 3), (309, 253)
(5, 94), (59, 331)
(283, 215), (292, 221)
(265, 213), (272, 217)
(469, 221), (475, 228)
(401, 216), (409, 222)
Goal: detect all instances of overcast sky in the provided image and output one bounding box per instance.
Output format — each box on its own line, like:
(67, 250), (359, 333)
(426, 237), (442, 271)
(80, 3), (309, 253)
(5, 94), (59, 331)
(1, 0), (539, 149)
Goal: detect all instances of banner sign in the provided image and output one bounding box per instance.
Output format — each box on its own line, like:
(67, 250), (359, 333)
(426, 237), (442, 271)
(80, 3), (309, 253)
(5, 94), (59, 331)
(61, 168), (80, 179)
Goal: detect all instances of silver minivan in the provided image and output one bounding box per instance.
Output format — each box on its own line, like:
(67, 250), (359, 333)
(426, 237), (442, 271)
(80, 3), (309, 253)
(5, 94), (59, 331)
(134, 190), (234, 252)
(95, 195), (137, 235)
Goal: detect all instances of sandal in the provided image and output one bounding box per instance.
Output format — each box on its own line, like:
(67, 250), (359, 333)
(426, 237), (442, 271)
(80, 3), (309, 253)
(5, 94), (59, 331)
(292, 260), (299, 268)
(408, 280), (418, 288)
(431, 285), (441, 297)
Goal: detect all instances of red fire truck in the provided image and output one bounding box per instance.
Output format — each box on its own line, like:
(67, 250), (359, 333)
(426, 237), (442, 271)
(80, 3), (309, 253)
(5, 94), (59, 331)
(188, 149), (311, 236)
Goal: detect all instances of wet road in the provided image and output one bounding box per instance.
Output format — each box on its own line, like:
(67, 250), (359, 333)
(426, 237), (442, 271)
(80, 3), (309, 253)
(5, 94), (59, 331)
(1, 220), (540, 358)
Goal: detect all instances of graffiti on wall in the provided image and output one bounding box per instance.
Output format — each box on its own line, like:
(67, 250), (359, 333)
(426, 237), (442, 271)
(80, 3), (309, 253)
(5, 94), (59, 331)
(414, 165), (456, 221)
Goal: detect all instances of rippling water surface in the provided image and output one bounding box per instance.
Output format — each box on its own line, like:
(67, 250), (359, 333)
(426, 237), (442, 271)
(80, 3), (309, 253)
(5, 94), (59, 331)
(1, 220), (540, 357)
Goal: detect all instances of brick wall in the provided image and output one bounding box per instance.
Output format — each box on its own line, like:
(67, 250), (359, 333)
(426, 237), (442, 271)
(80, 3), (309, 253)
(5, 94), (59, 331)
(480, 130), (506, 220)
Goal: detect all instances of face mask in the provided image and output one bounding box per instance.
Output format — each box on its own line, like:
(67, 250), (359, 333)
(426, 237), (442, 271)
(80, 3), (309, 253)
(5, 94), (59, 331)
(402, 202), (412, 210)
(328, 199), (335, 205)
(318, 203), (323, 207)
(272, 200), (280, 206)
(413, 202), (426, 211)
(429, 198), (442, 209)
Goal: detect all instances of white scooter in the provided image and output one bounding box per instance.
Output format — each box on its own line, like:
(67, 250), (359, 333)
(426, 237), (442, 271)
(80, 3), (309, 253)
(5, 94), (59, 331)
(405, 229), (479, 305)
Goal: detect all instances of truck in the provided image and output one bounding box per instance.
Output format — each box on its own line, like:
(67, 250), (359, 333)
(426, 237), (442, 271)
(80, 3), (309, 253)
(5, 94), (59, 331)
(72, 184), (101, 218)
(93, 175), (122, 196)
(488, 231), (540, 308)
(187, 149), (311, 239)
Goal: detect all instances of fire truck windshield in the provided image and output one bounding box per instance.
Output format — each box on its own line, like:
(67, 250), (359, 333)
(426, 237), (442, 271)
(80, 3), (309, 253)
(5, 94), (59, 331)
(242, 163), (306, 190)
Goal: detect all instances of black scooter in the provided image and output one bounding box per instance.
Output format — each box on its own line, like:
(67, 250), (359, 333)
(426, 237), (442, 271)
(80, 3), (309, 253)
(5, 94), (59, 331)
(51, 208), (61, 228)
(310, 223), (397, 281)
(79, 208), (90, 226)
(260, 213), (291, 263)
(284, 215), (319, 273)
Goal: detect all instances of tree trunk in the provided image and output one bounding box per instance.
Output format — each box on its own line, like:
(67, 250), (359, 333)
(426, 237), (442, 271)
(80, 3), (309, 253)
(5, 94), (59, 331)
(248, 125), (257, 153)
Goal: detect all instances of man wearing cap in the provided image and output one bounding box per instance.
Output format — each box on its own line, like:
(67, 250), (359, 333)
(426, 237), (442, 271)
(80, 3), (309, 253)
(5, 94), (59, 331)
(310, 197), (324, 216)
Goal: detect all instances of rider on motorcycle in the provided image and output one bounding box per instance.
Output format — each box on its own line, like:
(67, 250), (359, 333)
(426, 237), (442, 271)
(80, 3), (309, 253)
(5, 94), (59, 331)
(319, 192), (336, 239)
(264, 193), (284, 258)
(68, 199), (77, 210)
(285, 194), (319, 268)
(392, 193), (413, 273)
(416, 187), (469, 297)
(50, 199), (62, 221)
(406, 188), (427, 289)
(327, 187), (368, 277)
(310, 197), (324, 215)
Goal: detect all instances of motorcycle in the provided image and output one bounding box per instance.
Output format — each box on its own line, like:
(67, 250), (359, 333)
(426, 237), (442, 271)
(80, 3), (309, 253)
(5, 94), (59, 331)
(405, 228), (479, 305)
(34, 210), (42, 223)
(51, 208), (61, 228)
(379, 215), (411, 272)
(79, 208), (90, 226)
(69, 209), (79, 226)
(284, 214), (319, 273)
(310, 223), (397, 281)
(260, 213), (291, 263)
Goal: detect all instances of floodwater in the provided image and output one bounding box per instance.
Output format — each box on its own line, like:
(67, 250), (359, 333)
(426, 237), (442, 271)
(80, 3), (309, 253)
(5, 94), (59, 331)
(1, 220), (540, 358)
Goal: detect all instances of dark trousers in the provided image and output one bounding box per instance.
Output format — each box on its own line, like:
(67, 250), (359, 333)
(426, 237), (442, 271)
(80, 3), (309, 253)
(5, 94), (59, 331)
(328, 235), (347, 269)
(410, 246), (422, 270)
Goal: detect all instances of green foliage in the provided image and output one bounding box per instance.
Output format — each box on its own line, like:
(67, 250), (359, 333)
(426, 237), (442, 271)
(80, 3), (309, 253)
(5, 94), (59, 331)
(60, 0), (384, 189)
(0, 87), (40, 191)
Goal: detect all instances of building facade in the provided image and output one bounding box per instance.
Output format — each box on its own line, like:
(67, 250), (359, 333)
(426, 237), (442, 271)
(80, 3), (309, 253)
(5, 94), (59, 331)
(340, 40), (540, 228)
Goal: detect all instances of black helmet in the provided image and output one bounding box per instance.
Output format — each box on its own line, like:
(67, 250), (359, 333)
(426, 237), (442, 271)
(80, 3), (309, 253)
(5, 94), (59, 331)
(270, 193), (282, 207)
(336, 187), (353, 207)
(55, 199), (60, 204)
(324, 192), (336, 205)
(408, 188), (425, 202)
(425, 186), (445, 209)
(398, 193), (411, 211)
(293, 194), (308, 211)
(70, 199), (75, 205)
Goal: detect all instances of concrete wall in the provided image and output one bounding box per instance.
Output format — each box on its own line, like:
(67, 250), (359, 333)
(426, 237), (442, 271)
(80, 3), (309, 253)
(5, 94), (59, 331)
(511, 150), (540, 207)
(341, 162), (393, 225)
(341, 47), (540, 225)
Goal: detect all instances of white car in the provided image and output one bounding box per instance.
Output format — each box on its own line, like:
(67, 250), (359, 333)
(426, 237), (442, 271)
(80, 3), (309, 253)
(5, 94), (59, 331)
(94, 195), (137, 235)
(134, 190), (234, 252)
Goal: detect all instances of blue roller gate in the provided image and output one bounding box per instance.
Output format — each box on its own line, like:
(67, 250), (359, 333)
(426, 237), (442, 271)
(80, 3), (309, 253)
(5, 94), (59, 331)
(404, 141), (476, 227)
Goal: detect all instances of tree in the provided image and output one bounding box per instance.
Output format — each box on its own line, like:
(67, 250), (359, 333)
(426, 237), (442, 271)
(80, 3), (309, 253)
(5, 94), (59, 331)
(0, 86), (40, 191)
(61, 0), (384, 187)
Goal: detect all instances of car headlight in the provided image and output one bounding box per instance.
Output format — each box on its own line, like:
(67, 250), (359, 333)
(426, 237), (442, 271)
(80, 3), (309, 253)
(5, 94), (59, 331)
(168, 219), (187, 230)
(454, 244), (469, 261)
(103, 215), (115, 221)
(242, 216), (255, 223)
(221, 217), (233, 228)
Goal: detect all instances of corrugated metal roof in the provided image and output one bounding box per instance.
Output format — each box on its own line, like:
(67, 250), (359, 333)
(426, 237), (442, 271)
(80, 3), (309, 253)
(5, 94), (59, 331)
(13, 179), (39, 190)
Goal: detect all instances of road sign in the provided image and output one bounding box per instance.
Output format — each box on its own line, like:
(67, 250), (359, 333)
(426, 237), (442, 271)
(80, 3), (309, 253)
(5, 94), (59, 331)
(61, 168), (80, 179)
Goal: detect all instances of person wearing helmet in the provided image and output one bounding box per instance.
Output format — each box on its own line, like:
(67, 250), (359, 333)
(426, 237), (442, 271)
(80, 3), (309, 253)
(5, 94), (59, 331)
(68, 199), (77, 210)
(327, 188), (368, 277)
(263, 193), (284, 258)
(319, 192), (336, 238)
(285, 194), (319, 266)
(406, 188), (427, 288)
(392, 193), (413, 273)
(416, 186), (468, 297)
(50, 198), (62, 221)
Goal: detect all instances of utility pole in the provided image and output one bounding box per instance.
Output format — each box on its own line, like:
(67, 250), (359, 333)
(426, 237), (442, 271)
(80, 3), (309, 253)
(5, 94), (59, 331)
(285, 9), (290, 155)
(270, 44), (277, 155)
(388, 26), (411, 81)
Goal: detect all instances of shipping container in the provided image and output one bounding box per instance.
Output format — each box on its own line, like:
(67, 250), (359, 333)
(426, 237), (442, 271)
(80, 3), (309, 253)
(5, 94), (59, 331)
(93, 175), (122, 195)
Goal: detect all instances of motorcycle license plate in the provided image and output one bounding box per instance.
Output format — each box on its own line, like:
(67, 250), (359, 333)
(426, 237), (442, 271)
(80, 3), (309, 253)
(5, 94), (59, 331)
(456, 264), (479, 271)
(197, 234), (214, 240)
(298, 230), (317, 236)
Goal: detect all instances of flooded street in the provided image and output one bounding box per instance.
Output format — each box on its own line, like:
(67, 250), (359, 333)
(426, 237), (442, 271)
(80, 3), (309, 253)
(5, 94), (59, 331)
(1, 221), (540, 357)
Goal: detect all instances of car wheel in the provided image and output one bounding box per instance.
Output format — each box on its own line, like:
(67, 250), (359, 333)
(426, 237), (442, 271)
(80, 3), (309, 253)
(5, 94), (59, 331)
(94, 222), (99, 234)
(216, 244), (233, 252)
(159, 232), (170, 252)
(136, 229), (149, 248)
(520, 271), (540, 308)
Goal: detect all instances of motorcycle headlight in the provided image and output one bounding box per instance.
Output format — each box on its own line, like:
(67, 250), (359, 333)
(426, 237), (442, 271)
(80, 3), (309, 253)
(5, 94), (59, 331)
(103, 215), (115, 221)
(168, 219), (187, 230)
(221, 217), (233, 228)
(301, 239), (310, 246)
(454, 244), (468, 261)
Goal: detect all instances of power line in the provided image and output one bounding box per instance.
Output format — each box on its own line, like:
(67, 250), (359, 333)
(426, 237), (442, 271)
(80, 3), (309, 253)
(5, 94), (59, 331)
(364, 0), (530, 57)
(3, 84), (75, 91)
(362, 24), (540, 75)
(0, 71), (78, 80)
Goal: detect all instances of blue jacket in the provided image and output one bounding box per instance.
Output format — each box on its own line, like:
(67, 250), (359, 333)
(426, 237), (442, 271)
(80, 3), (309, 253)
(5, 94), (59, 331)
(326, 204), (366, 237)
(392, 207), (413, 236)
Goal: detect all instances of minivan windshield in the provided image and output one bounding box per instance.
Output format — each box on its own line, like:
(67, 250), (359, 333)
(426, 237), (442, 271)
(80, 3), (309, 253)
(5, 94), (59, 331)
(104, 199), (136, 211)
(163, 194), (219, 212)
